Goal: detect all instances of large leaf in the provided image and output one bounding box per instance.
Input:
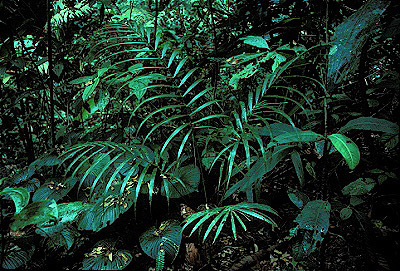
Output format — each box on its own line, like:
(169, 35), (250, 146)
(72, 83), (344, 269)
(241, 36), (269, 49)
(161, 164), (200, 198)
(287, 188), (310, 209)
(342, 178), (376, 196)
(77, 190), (134, 231)
(32, 177), (78, 202)
(11, 199), (58, 231)
(139, 220), (182, 262)
(291, 200), (331, 257)
(327, 134), (360, 170)
(12, 155), (61, 185)
(37, 224), (80, 249)
(327, 0), (389, 88)
(59, 141), (154, 197)
(295, 200), (331, 237)
(69, 75), (95, 84)
(1, 244), (35, 270)
(256, 122), (301, 137)
(268, 130), (323, 147)
(36, 201), (92, 237)
(0, 187), (30, 214)
(83, 240), (132, 270)
(339, 117), (399, 134)
(224, 145), (293, 199)
(83, 77), (100, 101)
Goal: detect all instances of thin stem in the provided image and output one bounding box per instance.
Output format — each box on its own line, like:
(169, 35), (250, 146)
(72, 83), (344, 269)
(47, 0), (55, 150)
(153, 0), (159, 42)
(0, 198), (5, 269)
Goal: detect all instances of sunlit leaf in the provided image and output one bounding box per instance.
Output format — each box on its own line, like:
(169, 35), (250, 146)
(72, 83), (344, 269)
(327, 134), (360, 170)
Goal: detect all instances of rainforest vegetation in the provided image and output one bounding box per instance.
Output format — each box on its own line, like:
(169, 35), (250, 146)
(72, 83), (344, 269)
(0, 0), (399, 270)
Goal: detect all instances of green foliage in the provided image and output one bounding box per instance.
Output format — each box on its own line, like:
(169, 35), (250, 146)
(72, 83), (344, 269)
(290, 200), (331, 259)
(0, 187), (30, 214)
(182, 203), (278, 243)
(32, 177), (78, 202)
(160, 164), (200, 199)
(11, 199), (58, 231)
(342, 178), (376, 196)
(327, 134), (360, 170)
(327, 0), (390, 87)
(287, 188), (310, 209)
(241, 36), (270, 49)
(339, 117), (399, 134)
(139, 220), (182, 263)
(59, 141), (154, 198)
(1, 0), (398, 269)
(82, 240), (132, 270)
(294, 200), (331, 235)
(35, 202), (91, 248)
(1, 244), (35, 270)
(77, 190), (134, 231)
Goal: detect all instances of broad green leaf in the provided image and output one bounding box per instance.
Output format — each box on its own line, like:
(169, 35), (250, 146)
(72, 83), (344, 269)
(139, 220), (182, 262)
(224, 145), (292, 199)
(241, 36), (269, 49)
(0, 187), (30, 214)
(1, 244), (34, 270)
(32, 177), (78, 202)
(342, 178), (375, 196)
(69, 75), (95, 84)
(328, 0), (389, 86)
(350, 196), (364, 206)
(270, 130), (323, 147)
(295, 200), (331, 235)
(77, 190), (134, 232)
(36, 223), (80, 249)
(161, 164), (200, 198)
(58, 202), (93, 223)
(11, 199), (58, 231)
(327, 134), (360, 170)
(339, 117), (399, 134)
(340, 207), (353, 220)
(83, 77), (100, 101)
(83, 240), (132, 270)
(287, 188), (309, 209)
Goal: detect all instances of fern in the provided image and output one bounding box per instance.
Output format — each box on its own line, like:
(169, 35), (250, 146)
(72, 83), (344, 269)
(52, 0), (93, 29)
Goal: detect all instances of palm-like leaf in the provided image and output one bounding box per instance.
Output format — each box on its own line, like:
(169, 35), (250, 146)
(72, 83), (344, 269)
(59, 141), (154, 197)
(182, 202), (278, 243)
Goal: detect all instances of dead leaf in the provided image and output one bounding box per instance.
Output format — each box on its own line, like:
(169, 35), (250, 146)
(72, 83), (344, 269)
(185, 243), (201, 266)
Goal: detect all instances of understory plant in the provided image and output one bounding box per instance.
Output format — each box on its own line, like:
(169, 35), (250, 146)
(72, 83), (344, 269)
(1, 0), (398, 270)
